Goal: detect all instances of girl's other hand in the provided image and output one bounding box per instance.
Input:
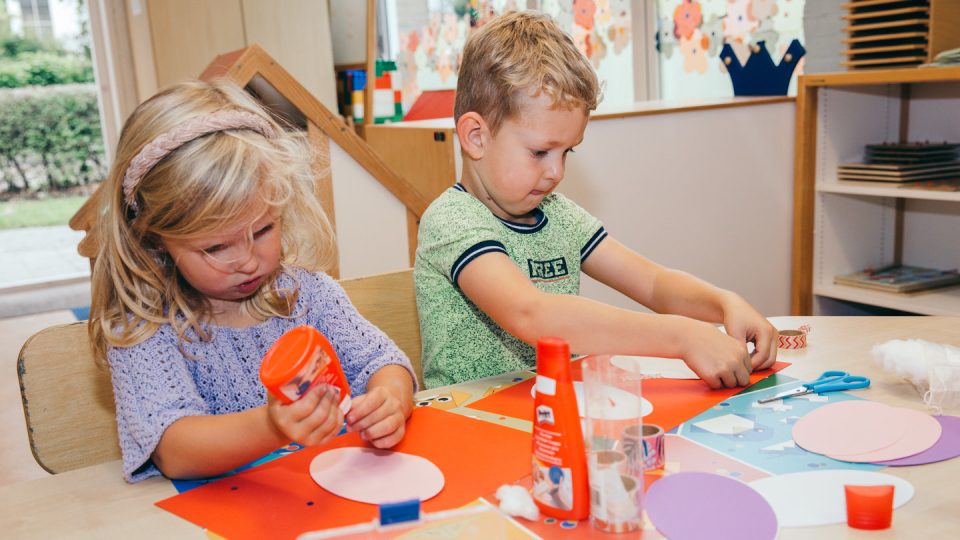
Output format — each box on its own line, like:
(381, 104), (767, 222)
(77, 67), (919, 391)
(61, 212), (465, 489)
(344, 386), (407, 449)
(267, 384), (343, 447)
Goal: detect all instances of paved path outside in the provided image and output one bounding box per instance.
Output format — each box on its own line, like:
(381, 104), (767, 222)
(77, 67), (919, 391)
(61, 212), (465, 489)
(0, 226), (90, 318)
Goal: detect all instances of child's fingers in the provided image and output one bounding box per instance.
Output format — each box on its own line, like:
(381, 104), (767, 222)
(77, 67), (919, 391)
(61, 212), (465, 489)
(304, 405), (344, 447)
(749, 324), (778, 370)
(347, 400), (392, 434)
(345, 390), (384, 426)
(364, 416), (406, 449)
(296, 392), (341, 442)
(758, 338), (778, 371)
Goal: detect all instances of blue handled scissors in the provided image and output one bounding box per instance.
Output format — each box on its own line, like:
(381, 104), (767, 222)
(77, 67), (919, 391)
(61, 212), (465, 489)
(757, 370), (871, 403)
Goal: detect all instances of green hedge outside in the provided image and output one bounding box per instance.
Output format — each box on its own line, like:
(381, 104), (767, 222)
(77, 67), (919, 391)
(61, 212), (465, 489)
(0, 84), (106, 195)
(0, 51), (94, 88)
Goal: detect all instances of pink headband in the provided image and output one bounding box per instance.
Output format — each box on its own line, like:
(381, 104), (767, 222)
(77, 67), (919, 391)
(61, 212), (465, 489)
(122, 110), (279, 212)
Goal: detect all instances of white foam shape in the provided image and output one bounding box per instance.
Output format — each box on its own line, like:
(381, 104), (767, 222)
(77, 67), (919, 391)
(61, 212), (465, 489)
(761, 440), (796, 452)
(693, 414), (755, 435)
(754, 400), (792, 412)
(749, 470), (915, 527)
(610, 355), (699, 380)
(531, 381), (654, 419)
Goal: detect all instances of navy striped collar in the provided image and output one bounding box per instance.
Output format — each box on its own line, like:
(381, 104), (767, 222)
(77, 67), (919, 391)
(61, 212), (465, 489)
(453, 183), (547, 234)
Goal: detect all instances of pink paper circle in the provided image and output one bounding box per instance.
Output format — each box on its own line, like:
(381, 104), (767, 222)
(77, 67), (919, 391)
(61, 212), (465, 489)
(310, 447), (444, 504)
(792, 401), (905, 456)
(828, 407), (943, 462)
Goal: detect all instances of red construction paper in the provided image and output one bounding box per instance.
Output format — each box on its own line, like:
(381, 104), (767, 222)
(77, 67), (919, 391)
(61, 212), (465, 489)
(402, 89), (455, 121)
(156, 406), (531, 540)
(464, 360), (789, 432)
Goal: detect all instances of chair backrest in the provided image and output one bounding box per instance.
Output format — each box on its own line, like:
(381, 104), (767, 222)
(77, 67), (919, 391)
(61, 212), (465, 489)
(18, 269), (422, 473)
(338, 269), (423, 388)
(17, 321), (119, 473)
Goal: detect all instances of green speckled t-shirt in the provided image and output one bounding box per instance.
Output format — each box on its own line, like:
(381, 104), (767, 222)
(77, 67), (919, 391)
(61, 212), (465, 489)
(414, 184), (607, 388)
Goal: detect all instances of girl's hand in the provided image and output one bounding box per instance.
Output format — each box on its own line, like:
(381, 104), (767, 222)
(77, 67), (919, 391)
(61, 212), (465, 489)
(345, 386), (407, 449)
(267, 384), (343, 447)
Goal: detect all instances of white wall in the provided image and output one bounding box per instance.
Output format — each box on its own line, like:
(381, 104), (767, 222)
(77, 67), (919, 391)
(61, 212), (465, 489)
(561, 102), (796, 316)
(330, 100), (797, 315)
(329, 141), (411, 278)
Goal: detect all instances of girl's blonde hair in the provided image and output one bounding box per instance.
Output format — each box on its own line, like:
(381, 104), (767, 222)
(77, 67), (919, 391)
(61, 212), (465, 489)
(454, 10), (601, 133)
(89, 79), (337, 361)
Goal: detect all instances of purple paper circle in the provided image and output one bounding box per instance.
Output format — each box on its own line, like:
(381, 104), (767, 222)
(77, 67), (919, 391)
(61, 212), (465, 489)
(646, 472), (778, 540)
(876, 415), (960, 466)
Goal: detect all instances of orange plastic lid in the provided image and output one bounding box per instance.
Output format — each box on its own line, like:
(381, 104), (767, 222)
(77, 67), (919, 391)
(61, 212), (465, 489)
(260, 325), (318, 387)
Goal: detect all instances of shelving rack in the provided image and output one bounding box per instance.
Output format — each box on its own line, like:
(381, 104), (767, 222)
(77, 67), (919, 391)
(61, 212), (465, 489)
(791, 66), (960, 315)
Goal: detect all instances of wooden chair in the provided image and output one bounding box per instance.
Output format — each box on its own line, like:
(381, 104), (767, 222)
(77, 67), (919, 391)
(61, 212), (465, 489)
(17, 269), (421, 473)
(338, 269), (422, 388)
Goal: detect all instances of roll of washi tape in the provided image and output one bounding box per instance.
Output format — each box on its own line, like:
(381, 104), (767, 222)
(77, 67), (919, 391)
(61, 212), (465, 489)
(623, 424), (666, 472)
(778, 324), (811, 350)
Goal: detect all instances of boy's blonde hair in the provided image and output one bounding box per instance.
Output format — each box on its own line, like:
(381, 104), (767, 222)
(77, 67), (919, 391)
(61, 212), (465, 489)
(454, 10), (600, 133)
(89, 79), (337, 361)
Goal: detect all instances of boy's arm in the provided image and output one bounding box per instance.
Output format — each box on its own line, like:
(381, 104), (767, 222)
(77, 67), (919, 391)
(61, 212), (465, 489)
(580, 237), (778, 370)
(458, 252), (753, 389)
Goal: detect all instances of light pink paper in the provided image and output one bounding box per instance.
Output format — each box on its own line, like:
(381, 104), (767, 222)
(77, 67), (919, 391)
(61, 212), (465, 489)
(829, 407), (942, 462)
(792, 401), (905, 456)
(310, 447), (444, 504)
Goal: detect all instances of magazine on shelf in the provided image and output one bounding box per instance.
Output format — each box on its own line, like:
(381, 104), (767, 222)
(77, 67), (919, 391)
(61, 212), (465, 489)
(834, 264), (960, 293)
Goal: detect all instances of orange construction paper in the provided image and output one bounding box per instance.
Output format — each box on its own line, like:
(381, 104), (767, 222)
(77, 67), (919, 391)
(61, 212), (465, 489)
(156, 406), (532, 540)
(464, 359), (789, 432)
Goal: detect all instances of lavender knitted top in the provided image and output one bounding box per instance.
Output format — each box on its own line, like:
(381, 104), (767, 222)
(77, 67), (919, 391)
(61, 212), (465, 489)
(107, 268), (416, 482)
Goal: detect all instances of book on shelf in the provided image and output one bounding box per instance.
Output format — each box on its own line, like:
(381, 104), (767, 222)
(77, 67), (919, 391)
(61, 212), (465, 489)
(838, 142), (960, 183)
(834, 265), (960, 294)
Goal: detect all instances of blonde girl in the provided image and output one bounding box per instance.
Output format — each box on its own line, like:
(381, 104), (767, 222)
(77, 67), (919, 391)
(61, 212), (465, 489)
(89, 79), (415, 482)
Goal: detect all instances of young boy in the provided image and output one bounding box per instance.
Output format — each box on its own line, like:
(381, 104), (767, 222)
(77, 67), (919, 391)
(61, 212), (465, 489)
(414, 10), (777, 390)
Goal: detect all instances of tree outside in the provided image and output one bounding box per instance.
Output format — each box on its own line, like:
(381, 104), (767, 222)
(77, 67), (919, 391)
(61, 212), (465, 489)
(0, 0), (103, 229)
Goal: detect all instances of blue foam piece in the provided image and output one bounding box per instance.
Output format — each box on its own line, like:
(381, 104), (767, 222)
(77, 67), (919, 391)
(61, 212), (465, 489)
(379, 499), (421, 526)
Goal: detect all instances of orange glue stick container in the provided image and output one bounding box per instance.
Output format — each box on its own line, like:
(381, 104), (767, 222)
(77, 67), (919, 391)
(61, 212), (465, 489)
(260, 325), (352, 414)
(532, 337), (590, 521)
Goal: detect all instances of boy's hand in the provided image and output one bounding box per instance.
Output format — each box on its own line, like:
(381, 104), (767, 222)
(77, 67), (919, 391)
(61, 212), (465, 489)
(679, 319), (753, 389)
(267, 384), (343, 447)
(721, 294), (778, 372)
(345, 386), (407, 449)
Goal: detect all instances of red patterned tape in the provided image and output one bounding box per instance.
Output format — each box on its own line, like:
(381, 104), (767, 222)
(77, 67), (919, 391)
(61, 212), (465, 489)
(777, 324), (810, 349)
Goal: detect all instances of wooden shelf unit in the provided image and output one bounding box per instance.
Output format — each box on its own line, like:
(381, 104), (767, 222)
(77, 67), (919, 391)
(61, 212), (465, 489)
(791, 66), (960, 315)
(841, 0), (960, 70)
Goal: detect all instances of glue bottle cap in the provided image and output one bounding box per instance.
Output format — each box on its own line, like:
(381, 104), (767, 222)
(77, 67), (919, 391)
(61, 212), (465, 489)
(537, 337), (571, 382)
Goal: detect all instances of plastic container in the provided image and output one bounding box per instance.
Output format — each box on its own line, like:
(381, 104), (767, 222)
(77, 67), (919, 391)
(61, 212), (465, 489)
(582, 354), (645, 532)
(531, 337), (590, 521)
(845, 484), (894, 530)
(260, 325), (352, 413)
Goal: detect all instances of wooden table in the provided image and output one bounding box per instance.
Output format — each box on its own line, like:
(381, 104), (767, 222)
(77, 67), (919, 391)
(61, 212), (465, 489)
(2, 317), (959, 539)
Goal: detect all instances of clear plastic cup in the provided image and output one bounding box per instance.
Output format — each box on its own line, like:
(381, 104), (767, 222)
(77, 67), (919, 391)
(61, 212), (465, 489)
(582, 355), (644, 533)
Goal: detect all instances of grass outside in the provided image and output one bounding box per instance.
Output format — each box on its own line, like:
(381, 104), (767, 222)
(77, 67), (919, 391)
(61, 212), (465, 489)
(0, 195), (88, 229)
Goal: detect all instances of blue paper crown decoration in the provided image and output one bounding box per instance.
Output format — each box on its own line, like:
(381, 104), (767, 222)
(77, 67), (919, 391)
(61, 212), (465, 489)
(720, 39), (806, 96)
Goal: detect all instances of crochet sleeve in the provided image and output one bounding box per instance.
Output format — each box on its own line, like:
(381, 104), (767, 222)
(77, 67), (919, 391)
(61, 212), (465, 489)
(107, 327), (208, 483)
(300, 271), (418, 395)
